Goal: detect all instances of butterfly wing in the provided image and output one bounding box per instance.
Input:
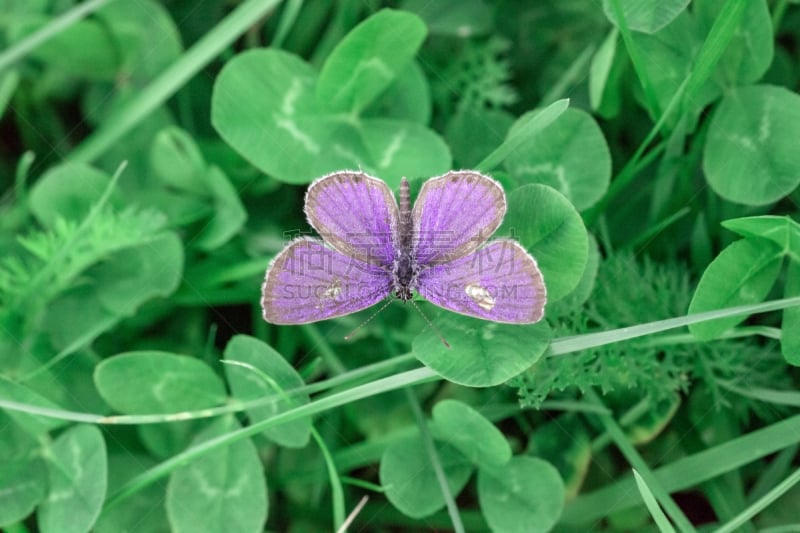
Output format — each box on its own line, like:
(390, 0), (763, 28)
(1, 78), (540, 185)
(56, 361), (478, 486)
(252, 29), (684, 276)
(416, 240), (546, 323)
(305, 171), (399, 266)
(262, 238), (392, 324)
(412, 171), (506, 265)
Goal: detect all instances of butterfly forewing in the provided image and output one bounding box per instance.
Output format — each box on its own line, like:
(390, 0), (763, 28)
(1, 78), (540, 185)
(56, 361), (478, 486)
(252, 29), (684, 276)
(262, 238), (392, 324)
(305, 171), (399, 266)
(412, 171), (506, 265)
(416, 240), (546, 323)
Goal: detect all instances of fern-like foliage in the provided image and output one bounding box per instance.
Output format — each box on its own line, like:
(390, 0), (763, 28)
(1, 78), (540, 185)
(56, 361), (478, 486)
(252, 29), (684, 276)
(512, 253), (790, 420)
(0, 206), (167, 319)
(431, 36), (519, 115)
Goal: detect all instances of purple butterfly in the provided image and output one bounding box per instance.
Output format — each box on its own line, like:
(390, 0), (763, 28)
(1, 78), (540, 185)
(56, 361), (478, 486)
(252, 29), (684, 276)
(261, 170), (546, 326)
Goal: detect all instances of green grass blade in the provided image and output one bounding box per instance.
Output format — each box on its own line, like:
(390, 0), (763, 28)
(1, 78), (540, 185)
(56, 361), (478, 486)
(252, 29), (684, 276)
(0, 0), (116, 73)
(103, 367), (438, 510)
(475, 98), (569, 172)
(68, 0), (284, 164)
(632, 469), (677, 533)
(587, 391), (694, 533)
(607, 0), (661, 116)
(550, 296), (800, 355)
(562, 414), (800, 524)
(746, 444), (798, 505)
(716, 468), (800, 533)
(717, 381), (800, 407)
(405, 389), (465, 533)
(683, 0), (748, 108)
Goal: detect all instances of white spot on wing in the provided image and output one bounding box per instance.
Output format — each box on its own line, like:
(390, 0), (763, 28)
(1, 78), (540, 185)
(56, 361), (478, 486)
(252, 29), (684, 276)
(465, 283), (496, 311)
(323, 279), (342, 300)
(317, 278), (342, 310)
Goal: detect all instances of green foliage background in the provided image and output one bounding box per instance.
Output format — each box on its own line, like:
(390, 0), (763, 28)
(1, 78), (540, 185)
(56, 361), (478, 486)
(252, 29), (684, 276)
(1, 0), (800, 532)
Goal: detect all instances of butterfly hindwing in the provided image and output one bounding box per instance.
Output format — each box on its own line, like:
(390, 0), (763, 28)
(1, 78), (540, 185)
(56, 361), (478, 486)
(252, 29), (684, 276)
(412, 171), (506, 265)
(262, 238), (392, 324)
(305, 171), (399, 266)
(415, 240), (546, 323)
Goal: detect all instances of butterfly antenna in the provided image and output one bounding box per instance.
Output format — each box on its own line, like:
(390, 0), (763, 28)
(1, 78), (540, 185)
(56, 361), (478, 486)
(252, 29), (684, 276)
(409, 299), (450, 348)
(343, 299), (394, 341)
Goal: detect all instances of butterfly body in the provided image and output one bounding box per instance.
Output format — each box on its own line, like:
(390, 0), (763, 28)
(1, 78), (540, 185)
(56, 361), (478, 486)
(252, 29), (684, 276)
(393, 177), (417, 302)
(262, 170), (546, 326)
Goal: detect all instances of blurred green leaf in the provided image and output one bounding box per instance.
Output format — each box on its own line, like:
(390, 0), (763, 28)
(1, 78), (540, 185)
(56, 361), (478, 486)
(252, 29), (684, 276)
(149, 127), (209, 194)
(413, 314), (551, 387)
(589, 28), (619, 112)
(9, 16), (118, 79)
(380, 436), (473, 518)
(689, 239), (782, 340)
(431, 399), (511, 469)
(445, 107), (514, 169)
(92, 233), (183, 314)
(0, 377), (67, 434)
(96, 0), (183, 81)
(399, 0), (493, 37)
(40, 232), (183, 355)
(695, 0), (773, 86)
(704, 85), (800, 205)
(363, 61), (431, 124)
(137, 420), (205, 460)
(625, 394), (680, 445)
(166, 416), (267, 533)
(782, 260), (800, 365)
(38, 425), (107, 533)
(478, 456), (565, 533)
(505, 108), (611, 211)
(191, 167), (247, 251)
(94, 351), (227, 414)
(316, 9), (426, 114)
(0, 413), (47, 527)
(477, 99), (568, 172)
(28, 163), (120, 227)
(94, 452), (168, 533)
(602, 0), (690, 34)
(223, 335), (311, 448)
(527, 415), (591, 499)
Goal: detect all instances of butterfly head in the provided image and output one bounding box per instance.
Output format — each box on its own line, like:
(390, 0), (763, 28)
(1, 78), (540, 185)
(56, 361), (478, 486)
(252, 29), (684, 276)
(395, 286), (414, 302)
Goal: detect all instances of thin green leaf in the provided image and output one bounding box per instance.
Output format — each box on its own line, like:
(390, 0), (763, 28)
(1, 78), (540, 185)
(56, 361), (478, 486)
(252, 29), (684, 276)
(476, 99), (569, 172)
(68, 0), (283, 164)
(0, 0), (116, 73)
(632, 469), (677, 533)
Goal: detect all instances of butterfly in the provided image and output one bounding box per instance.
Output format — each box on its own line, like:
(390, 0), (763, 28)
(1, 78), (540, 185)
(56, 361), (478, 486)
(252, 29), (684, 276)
(261, 170), (546, 326)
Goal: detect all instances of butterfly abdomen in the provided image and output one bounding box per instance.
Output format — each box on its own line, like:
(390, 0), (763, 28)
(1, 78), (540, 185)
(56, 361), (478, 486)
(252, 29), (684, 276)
(394, 177), (415, 301)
